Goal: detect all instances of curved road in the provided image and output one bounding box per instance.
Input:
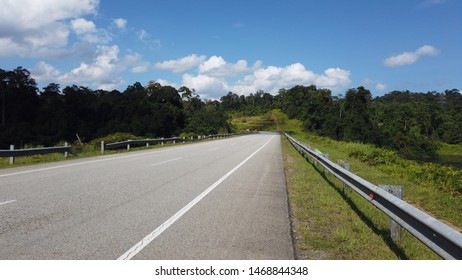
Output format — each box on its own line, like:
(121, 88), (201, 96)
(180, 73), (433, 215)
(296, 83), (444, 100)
(0, 133), (293, 259)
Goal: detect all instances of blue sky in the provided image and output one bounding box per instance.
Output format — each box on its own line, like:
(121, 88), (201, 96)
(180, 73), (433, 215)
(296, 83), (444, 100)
(0, 0), (460, 99)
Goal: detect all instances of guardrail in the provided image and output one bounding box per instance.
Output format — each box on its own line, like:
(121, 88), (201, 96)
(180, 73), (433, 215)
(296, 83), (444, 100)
(0, 144), (71, 164)
(103, 134), (234, 151)
(1, 132), (257, 164)
(284, 132), (462, 260)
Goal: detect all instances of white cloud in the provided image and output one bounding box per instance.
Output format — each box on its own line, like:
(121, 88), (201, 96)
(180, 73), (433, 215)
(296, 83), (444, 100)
(70, 18), (111, 44)
(58, 45), (120, 84)
(156, 79), (178, 89)
(113, 18), (127, 30)
(155, 54), (207, 73)
(384, 45), (439, 67)
(232, 64), (350, 94)
(198, 56), (261, 78)
(416, 45), (439, 56)
(131, 62), (150, 73)
(178, 58), (351, 98)
(0, 0), (100, 57)
(71, 18), (97, 35)
(363, 79), (388, 93)
(182, 73), (226, 97)
(137, 29), (161, 50)
(376, 83), (387, 92)
(32, 45), (147, 90)
(137, 30), (149, 41)
(32, 61), (62, 82)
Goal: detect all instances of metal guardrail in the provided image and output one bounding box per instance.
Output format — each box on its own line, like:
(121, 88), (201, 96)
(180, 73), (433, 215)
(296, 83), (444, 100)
(284, 132), (462, 260)
(0, 145), (71, 165)
(1, 132), (257, 163)
(0, 146), (71, 157)
(104, 133), (249, 151)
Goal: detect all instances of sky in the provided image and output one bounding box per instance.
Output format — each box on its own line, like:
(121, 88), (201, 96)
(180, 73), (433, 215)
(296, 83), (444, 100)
(0, 0), (461, 99)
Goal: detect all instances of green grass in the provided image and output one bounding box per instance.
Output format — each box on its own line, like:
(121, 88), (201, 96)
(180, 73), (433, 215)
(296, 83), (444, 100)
(438, 142), (462, 169)
(283, 138), (400, 259)
(282, 136), (439, 259)
(273, 109), (462, 223)
(230, 112), (277, 132)
(272, 109), (461, 259)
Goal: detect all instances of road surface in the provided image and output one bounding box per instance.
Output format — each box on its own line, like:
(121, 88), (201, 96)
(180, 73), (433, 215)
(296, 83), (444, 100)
(0, 133), (293, 259)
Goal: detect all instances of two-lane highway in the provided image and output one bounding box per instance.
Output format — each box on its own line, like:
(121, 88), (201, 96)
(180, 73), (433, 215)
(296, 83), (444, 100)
(0, 133), (293, 259)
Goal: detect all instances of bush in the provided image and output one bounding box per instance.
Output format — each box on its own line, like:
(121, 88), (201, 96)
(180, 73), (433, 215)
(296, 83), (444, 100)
(346, 141), (462, 195)
(89, 132), (143, 148)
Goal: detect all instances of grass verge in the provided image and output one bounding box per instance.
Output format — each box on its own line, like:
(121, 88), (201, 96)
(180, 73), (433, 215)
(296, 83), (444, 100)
(282, 136), (440, 259)
(275, 109), (460, 259)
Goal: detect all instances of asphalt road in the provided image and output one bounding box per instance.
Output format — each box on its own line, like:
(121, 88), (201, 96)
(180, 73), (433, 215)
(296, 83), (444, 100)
(0, 133), (294, 260)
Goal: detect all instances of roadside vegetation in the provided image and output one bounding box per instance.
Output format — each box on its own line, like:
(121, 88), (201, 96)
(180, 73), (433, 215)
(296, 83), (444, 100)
(273, 109), (461, 259)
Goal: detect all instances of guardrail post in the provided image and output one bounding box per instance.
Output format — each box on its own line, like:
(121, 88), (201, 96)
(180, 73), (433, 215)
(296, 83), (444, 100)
(322, 154), (330, 175)
(379, 185), (404, 243)
(161, 138), (164, 146)
(9, 145), (14, 165)
(64, 142), (68, 158)
(337, 160), (351, 193)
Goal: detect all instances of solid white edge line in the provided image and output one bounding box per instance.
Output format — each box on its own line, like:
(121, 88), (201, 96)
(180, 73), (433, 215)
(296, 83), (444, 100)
(117, 135), (275, 260)
(0, 200), (16, 206)
(150, 158), (182, 167)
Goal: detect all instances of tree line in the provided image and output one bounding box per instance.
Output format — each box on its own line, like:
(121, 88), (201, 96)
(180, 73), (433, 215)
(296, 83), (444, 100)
(0, 67), (229, 148)
(1, 67), (461, 161)
(277, 85), (462, 160)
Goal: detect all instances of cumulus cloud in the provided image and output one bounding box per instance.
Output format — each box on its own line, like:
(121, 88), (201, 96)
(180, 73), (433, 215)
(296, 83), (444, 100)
(173, 56), (351, 98)
(59, 45), (120, 83)
(0, 0), (100, 57)
(198, 56), (262, 78)
(230, 64), (350, 95)
(70, 18), (111, 44)
(113, 18), (127, 30)
(182, 74), (227, 97)
(32, 45), (146, 90)
(71, 18), (97, 35)
(384, 45), (439, 67)
(155, 54), (206, 73)
(32, 61), (62, 82)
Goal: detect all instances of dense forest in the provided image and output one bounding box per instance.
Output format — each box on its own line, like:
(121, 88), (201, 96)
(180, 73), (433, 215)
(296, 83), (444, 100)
(1, 67), (461, 162)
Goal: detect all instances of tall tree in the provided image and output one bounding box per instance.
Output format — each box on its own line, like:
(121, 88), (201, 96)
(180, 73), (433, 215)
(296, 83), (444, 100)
(342, 86), (374, 143)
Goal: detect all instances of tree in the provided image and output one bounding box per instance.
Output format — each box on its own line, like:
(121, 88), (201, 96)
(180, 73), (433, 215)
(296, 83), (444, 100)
(0, 67), (39, 147)
(36, 83), (66, 145)
(342, 86), (374, 143)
